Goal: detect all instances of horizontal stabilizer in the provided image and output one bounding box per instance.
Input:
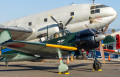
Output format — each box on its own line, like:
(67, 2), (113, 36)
(0, 25), (32, 33)
(0, 25), (33, 40)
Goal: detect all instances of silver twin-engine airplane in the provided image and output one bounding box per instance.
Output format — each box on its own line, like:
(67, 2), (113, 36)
(0, 3), (117, 74)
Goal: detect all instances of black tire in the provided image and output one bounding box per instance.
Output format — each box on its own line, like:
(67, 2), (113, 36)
(93, 61), (102, 70)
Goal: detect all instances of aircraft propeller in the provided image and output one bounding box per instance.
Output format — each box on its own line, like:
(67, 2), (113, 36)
(50, 15), (74, 31)
(100, 25), (109, 63)
(102, 25), (109, 34)
(85, 24), (106, 63)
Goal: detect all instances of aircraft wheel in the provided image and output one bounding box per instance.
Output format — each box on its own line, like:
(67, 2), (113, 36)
(93, 60), (102, 70)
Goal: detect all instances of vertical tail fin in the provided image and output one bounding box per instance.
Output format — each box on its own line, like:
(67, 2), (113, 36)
(0, 30), (12, 44)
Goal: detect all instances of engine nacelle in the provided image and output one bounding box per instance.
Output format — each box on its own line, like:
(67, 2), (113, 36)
(75, 29), (106, 51)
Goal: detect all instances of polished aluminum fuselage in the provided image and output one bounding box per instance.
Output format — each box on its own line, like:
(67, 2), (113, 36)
(0, 4), (117, 41)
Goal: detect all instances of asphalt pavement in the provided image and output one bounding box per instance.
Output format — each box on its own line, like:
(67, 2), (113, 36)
(0, 59), (120, 77)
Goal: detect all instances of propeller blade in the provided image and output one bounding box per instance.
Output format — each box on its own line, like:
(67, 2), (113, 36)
(85, 24), (98, 36)
(102, 25), (109, 34)
(99, 41), (105, 63)
(50, 15), (59, 24)
(65, 16), (74, 26)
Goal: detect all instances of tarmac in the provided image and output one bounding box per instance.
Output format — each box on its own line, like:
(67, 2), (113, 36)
(0, 59), (120, 77)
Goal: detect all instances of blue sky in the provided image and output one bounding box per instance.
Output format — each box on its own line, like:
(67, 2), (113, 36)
(0, 0), (119, 29)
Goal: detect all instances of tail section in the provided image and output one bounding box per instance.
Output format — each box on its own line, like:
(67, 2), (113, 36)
(0, 30), (12, 44)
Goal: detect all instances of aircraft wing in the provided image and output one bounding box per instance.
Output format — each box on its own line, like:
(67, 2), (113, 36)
(0, 25), (33, 40)
(1, 40), (77, 55)
(97, 49), (120, 55)
(0, 31), (77, 56)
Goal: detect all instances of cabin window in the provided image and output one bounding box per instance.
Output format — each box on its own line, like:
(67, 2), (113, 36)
(70, 12), (74, 16)
(28, 22), (32, 26)
(44, 18), (48, 22)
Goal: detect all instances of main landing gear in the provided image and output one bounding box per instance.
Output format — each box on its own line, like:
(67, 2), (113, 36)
(57, 48), (69, 74)
(93, 58), (102, 71)
(5, 61), (9, 67)
(92, 50), (102, 71)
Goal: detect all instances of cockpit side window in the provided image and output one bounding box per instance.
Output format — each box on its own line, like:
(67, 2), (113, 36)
(95, 9), (100, 13)
(91, 9), (100, 14)
(91, 10), (95, 14)
(91, 6), (95, 9)
(90, 5), (100, 14)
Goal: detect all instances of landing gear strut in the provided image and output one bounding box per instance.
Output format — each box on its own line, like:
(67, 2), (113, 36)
(75, 49), (87, 60)
(5, 61), (9, 67)
(57, 48), (69, 74)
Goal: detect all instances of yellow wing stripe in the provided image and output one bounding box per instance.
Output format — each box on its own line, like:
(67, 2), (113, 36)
(46, 44), (77, 51)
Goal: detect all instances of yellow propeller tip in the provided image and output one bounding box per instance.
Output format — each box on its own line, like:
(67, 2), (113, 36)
(72, 16), (74, 18)
(102, 44), (105, 47)
(103, 61), (106, 64)
(49, 15), (51, 17)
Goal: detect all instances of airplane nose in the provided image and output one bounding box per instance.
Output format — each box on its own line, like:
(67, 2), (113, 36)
(106, 7), (117, 16)
(111, 8), (117, 16)
(95, 34), (106, 42)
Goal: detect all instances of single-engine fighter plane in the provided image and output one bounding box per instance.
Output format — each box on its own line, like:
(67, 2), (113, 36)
(0, 2), (117, 74)
(0, 28), (106, 73)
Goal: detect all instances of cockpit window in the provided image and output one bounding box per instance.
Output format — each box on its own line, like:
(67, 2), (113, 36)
(91, 10), (95, 14)
(95, 9), (100, 13)
(91, 6), (95, 9)
(91, 9), (100, 14)
(96, 5), (109, 8)
(45, 30), (71, 41)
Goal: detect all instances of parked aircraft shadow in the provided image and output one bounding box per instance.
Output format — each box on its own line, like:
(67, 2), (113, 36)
(0, 63), (92, 73)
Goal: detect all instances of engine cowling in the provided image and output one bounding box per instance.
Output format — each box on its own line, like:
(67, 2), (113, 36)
(75, 29), (106, 51)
